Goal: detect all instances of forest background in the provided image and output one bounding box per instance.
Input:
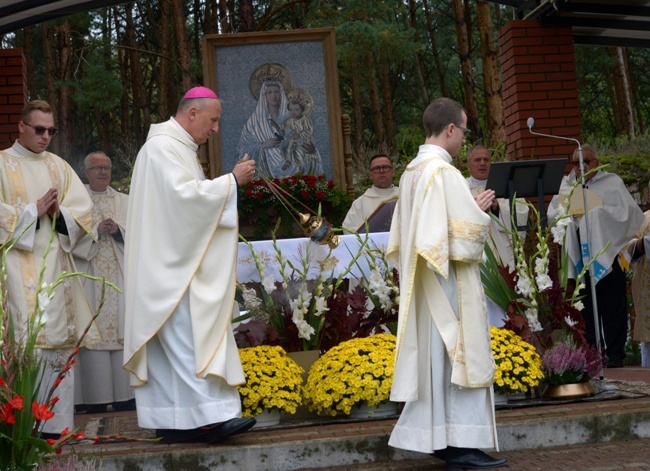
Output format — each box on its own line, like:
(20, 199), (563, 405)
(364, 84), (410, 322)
(1, 0), (649, 198)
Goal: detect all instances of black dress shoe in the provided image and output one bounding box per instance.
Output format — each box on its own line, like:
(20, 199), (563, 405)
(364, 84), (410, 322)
(205, 417), (257, 444)
(112, 398), (136, 411)
(431, 449), (447, 461)
(155, 424), (219, 444)
(445, 448), (508, 470)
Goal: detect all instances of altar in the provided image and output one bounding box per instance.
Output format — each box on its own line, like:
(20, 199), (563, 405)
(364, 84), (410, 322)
(237, 232), (390, 283)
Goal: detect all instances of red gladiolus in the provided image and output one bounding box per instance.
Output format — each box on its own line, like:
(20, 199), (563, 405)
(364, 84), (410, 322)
(54, 376), (63, 388)
(32, 402), (55, 421)
(8, 395), (23, 410)
(0, 404), (16, 424)
(50, 396), (60, 406)
(0, 377), (6, 387)
(73, 431), (85, 440)
(60, 427), (70, 436)
(93, 436), (101, 443)
(315, 191), (326, 200)
(46, 438), (58, 446)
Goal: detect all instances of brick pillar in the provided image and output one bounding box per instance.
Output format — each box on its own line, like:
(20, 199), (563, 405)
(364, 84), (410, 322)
(0, 49), (27, 149)
(499, 20), (582, 162)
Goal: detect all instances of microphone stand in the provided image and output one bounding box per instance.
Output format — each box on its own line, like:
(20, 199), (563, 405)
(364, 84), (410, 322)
(527, 120), (605, 383)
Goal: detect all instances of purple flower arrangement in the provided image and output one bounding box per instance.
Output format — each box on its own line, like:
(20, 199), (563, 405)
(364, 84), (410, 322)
(542, 338), (604, 385)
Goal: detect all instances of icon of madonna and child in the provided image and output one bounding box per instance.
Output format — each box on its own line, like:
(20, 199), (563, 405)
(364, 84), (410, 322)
(235, 62), (324, 178)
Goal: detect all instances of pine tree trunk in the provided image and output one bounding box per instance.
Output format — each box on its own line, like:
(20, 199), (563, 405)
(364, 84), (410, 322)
(23, 27), (37, 97)
(219, 0), (231, 34)
(476, 0), (504, 148)
(57, 19), (73, 161)
(365, 54), (386, 152)
(158, 0), (173, 120)
(125, 3), (146, 147)
(407, 0), (430, 106)
(173, 0), (192, 91)
(379, 58), (397, 155)
(239, 0), (254, 32)
(451, 0), (481, 139)
(422, 0), (450, 97)
(350, 65), (365, 159)
(40, 24), (57, 129)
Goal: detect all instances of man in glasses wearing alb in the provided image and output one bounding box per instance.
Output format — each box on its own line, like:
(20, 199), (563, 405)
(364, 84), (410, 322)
(342, 153), (400, 233)
(0, 100), (98, 439)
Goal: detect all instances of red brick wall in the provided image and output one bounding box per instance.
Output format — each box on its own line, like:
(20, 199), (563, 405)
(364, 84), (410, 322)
(0, 49), (27, 150)
(499, 20), (582, 163)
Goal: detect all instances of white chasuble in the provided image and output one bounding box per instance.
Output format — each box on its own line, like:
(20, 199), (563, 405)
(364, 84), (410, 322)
(0, 144), (98, 348)
(74, 186), (128, 350)
(387, 145), (498, 453)
(124, 118), (244, 388)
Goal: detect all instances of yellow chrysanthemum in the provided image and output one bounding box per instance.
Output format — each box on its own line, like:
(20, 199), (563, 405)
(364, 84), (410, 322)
(237, 345), (304, 416)
(303, 334), (396, 416)
(490, 326), (544, 395)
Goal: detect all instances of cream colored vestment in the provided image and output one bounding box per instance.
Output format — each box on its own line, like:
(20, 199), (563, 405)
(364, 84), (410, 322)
(123, 118), (244, 388)
(342, 185), (399, 232)
(387, 145), (498, 453)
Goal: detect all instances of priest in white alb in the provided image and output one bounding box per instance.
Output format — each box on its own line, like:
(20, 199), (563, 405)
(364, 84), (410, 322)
(123, 86), (258, 444)
(387, 98), (507, 470)
(73, 151), (134, 413)
(0, 100), (98, 438)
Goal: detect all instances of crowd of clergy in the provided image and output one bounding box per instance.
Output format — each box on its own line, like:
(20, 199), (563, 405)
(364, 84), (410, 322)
(0, 90), (647, 468)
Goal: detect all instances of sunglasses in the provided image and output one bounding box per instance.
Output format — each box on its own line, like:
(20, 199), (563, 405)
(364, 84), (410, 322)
(24, 122), (58, 137)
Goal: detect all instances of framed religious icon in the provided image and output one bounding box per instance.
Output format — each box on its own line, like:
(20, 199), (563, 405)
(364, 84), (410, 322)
(202, 29), (344, 184)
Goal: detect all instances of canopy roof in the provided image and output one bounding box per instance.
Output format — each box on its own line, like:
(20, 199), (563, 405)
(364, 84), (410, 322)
(484, 0), (650, 48)
(0, 0), (128, 35)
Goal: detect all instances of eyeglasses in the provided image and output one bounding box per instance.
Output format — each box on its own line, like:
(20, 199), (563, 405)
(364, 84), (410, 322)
(456, 125), (471, 137)
(88, 166), (112, 172)
(23, 122), (58, 137)
(370, 165), (394, 173)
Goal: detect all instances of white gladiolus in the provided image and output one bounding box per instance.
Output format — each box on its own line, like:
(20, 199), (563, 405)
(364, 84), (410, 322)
(314, 296), (329, 316)
(573, 300), (584, 312)
(261, 274), (277, 295)
(242, 288), (262, 310)
(524, 308), (543, 332)
(515, 275), (533, 298)
(564, 316), (578, 327)
(295, 319), (315, 340)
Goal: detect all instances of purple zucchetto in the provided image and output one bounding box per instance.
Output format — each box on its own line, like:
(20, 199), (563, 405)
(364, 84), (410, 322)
(182, 86), (218, 100)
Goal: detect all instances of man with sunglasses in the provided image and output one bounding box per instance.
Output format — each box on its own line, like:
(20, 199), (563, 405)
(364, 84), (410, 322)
(342, 153), (399, 232)
(0, 100), (98, 438)
(387, 98), (506, 469)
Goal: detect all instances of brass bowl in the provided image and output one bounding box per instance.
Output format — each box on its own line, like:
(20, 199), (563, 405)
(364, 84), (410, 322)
(542, 382), (595, 399)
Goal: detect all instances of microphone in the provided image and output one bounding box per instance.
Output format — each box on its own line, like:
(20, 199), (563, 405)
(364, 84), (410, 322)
(527, 117), (535, 130)
(526, 117), (604, 380)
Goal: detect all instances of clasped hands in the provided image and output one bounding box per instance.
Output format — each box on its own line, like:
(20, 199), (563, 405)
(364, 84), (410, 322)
(98, 218), (119, 236)
(36, 188), (60, 218)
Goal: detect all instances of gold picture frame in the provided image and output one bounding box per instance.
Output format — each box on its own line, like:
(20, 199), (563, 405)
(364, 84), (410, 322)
(202, 28), (344, 185)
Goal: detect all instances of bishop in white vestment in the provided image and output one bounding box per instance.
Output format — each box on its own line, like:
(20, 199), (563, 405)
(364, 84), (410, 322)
(124, 87), (258, 442)
(387, 99), (505, 470)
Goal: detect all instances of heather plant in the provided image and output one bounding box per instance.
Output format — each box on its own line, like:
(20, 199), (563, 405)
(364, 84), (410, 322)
(542, 336), (603, 385)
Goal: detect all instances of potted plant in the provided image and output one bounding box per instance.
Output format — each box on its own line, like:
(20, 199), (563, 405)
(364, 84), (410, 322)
(542, 336), (603, 399)
(237, 345), (304, 425)
(490, 326), (545, 404)
(303, 334), (395, 417)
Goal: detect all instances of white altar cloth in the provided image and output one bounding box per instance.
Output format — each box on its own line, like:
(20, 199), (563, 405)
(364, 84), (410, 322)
(237, 232), (390, 283)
